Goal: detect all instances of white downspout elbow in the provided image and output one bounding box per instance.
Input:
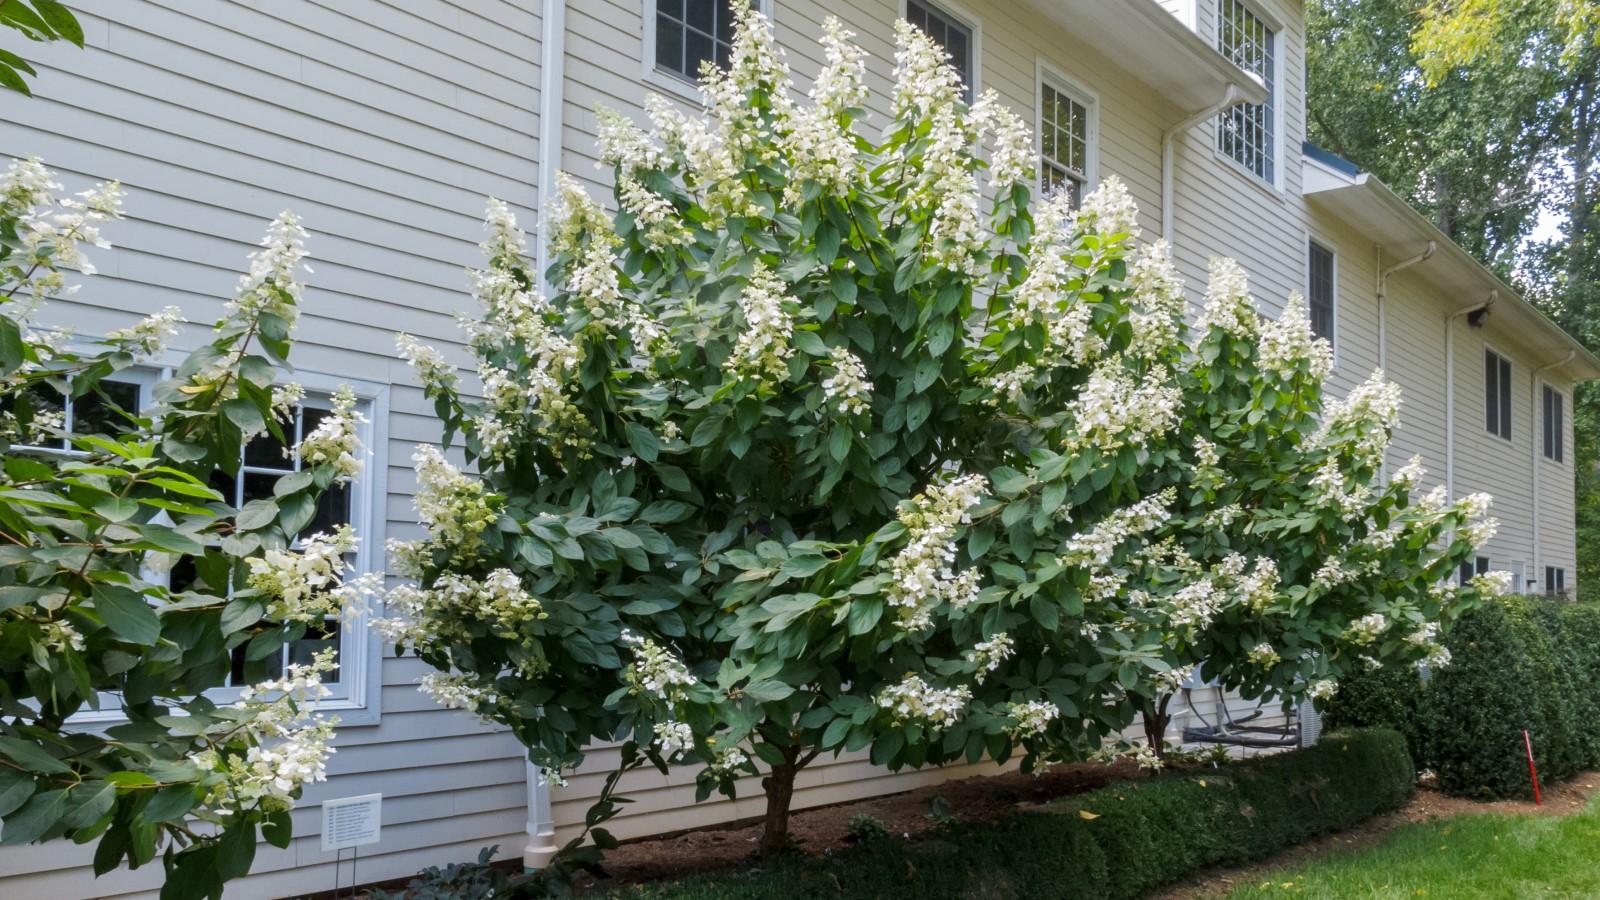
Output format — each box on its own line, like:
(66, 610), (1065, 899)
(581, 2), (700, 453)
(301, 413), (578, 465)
(1531, 351), (1574, 593)
(1161, 84), (1241, 241)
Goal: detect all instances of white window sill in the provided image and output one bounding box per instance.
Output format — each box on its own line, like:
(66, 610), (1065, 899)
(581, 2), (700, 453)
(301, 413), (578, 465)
(643, 67), (705, 106)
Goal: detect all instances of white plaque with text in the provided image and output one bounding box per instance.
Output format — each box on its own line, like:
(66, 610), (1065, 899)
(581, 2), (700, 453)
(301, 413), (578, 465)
(320, 793), (382, 852)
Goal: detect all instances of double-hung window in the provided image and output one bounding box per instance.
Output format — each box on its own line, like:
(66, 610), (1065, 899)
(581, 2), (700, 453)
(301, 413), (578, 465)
(1485, 348), (1512, 440)
(1458, 555), (1490, 587)
(906, 0), (976, 102)
(1546, 566), (1567, 596)
(1216, 0), (1276, 184)
(1543, 385), (1564, 462)
(1307, 240), (1336, 345)
(1039, 78), (1092, 206)
(652, 0), (738, 83)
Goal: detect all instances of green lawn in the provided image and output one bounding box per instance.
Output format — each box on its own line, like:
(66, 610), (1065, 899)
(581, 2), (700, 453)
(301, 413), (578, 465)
(1226, 798), (1600, 899)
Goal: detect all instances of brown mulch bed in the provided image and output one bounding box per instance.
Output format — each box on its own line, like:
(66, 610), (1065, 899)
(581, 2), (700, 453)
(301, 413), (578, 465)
(1148, 772), (1600, 899)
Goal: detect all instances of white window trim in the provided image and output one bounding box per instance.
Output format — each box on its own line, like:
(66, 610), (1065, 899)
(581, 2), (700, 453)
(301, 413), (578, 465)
(1211, 0), (1284, 193)
(641, 0), (773, 104)
(1541, 380), (1566, 465)
(65, 363), (390, 730)
(900, 0), (983, 100)
(1305, 233), (1339, 368)
(1484, 342), (1514, 443)
(1034, 58), (1099, 201)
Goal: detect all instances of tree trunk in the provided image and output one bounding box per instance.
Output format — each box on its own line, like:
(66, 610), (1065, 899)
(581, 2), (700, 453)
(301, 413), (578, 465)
(759, 746), (801, 855)
(1143, 693), (1175, 765)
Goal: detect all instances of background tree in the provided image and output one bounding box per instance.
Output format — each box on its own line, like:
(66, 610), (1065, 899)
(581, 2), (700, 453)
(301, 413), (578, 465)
(387, 3), (1502, 862)
(0, 157), (370, 899)
(0, 0), (81, 94)
(1309, 0), (1600, 598)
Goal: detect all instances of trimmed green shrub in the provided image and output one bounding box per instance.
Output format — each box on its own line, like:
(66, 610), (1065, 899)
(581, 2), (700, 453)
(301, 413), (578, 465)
(1423, 599), (1541, 798)
(609, 729), (1412, 900)
(1558, 603), (1600, 768)
(1321, 662), (1427, 764)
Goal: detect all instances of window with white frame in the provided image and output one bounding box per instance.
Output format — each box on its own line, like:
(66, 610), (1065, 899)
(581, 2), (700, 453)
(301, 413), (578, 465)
(1216, 0), (1276, 183)
(1458, 555), (1489, 587)
(906, 0), (975, 102)
(1546, 565), (1567, 596)
(1485, 348), (1512, 440)
(1039, 78), (1091, 206)
(1543, 384), (1564, 462)
(1307, 240), (1335, 344)
(18, 364), (383, 718)
(652, 0), (739, 83)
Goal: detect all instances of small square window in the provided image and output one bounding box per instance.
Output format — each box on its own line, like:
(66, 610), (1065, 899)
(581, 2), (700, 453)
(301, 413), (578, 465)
(654, 0), (737, 82)
(906, 1), (975, 103)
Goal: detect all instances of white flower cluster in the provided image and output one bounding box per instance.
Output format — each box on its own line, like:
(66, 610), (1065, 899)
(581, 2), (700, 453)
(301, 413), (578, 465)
(1407, 622), (1453, 671)
(966, 633), (1014, 679)
(396, 333), (458, 396)
(622, 630), (698, 703)
(877, 675), (971, 729)
(419, 672), (498, 720)
(884, 473), (988, 630)
(1005, 700), (1059, 739)
(1071, 175), (1140, 246)
(1126, 240), (1186, 360)
(1309, 458), (1370, 521)
(1259, 292), (1333, 382)
(297, 385), (366, 482)
(547, 172), (614, 261)
(597, 107), (666, 173)
(1344, 612), (1389, 645)
(781, 17), (867, 201)
(725, 264), (796, 386)
(1196, 257), (1258, 339)
(821, 345), (872, 417)
(1237, 557), (1280, 612)
(194, 650), (338, 816)
(106, 306), (182, 358)
(42, 620), (85, 653)
(1306, 679), (1339, 703)
(1393, 455), (1428, 491)
(412, 444), (498, 557)
(1315, 372), (1404, 472)
(618, 172), (692, 251)
(245, 524), (373, 624)
(2, 157), (124, 307)
(1458, 492), (1500, 548)
(1470, 568), (1513, 598)
(693, 1), (792, 222)
(1062, 359), (1181, 455)
(653, 720), (695, 760)
(972, 90), (1033, 190)
(1247, 642), (1281, 667)
(225, 210), (310, 332)
(1059, 489), (1174, 568)
(1164, 578), (1224, 631)
(705, 745), (750, 779)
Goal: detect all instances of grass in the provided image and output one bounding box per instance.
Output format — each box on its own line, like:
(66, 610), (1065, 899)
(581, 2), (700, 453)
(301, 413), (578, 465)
(1226, 797), (1600, 899)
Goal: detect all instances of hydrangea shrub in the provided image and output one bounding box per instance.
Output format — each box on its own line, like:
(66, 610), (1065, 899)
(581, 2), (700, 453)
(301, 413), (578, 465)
(0, 158), (369, 898)
(388, 3), (1503, 856)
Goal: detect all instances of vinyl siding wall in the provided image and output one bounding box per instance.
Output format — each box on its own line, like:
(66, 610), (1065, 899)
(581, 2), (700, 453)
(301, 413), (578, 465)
(0, 0), (544, 896)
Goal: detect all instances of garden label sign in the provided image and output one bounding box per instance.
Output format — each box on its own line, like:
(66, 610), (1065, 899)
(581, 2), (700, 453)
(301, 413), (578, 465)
(320, 794), (383, 852)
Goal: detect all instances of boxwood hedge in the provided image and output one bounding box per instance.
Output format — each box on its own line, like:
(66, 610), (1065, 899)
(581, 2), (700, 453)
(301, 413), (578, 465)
(612, 728), (1413, 900)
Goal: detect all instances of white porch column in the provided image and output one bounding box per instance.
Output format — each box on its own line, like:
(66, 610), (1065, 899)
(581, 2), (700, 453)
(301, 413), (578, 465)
(523, 760), (559, 871)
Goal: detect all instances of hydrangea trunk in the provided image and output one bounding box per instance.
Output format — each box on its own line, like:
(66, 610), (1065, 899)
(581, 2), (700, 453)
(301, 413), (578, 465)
(1144, 695), (1175, 763)
(759, 746), (802, 855)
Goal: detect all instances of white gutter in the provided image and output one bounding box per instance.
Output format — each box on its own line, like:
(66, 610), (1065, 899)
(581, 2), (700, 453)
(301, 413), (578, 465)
(1161, 84), (1241, 241)
(1445, 292), (1496, 505)
(524, 0), (566, 874)
(1373, 241), (1435, 480)
(1531, 351), (1574, 592)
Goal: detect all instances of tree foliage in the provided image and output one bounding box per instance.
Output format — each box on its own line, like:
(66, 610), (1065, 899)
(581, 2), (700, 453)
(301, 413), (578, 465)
(387, 4), (1502, 859)
(0, 0), (82, 95)
(0, 158), (368, 899)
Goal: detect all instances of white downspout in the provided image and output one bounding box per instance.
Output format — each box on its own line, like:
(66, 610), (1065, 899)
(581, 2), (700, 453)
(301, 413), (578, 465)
(1445, 292), (1495, 506)
(1374, 241), (1435, 480)
(1531, 351), (1574, 593)
(524, 0), (566, 874)
(1161, 84), (1241, 241)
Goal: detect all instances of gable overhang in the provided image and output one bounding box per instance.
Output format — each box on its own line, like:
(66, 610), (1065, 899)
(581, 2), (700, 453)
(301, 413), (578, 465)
(1017, 0), (1268, 114)
(1304, 158), (1600, 383)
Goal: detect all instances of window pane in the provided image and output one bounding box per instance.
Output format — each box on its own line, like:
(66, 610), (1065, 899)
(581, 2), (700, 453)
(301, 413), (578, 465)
(907, 1), (973, 102)
(656, 0), (736, 80)
(306, 481), (352, 538)
(287, 619), (341, 684)
(1500, 358), (1512, 439)
(242, 471), (280, 505)
(9, 383), (67, 448)
(73, 379), (142, 437)
(684, 28), (716, 77)
(656, 19), (683, 76)
(1216, 0), (1274, 181)
(685, 0), (714, 32)
(1485, 350), (1499, 436)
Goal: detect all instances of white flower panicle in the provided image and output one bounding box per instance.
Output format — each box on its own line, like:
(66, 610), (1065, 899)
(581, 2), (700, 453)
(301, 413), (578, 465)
(972, 90), (1033, 190)
(884, 473), (988, 630)
(1247, 643), (1281, 667)
(411, 444), (498, 557)
(967, 633), (1015, 679)
(781, 17), (866, 200)
(821, 345), (873, 417)
(481, 197), (529, 263)
(1306, 680), (1339, 703)
(42, 620), (85, 653)
(725, 264), (797, 385)
(106, 306), (182, 358)
(1393, 455), (1428, 490)
(653, 720), (695, 759)
(1238, 557), (1280, 612)
(597, 108), (666, 173)
(1258, 292), (1333, 381)
(225, 210), (310, 332)
(397, 333), (458, 395)
(622, 630), (698, 703)
(547, 171), (613, 261)
(1314, 370), (1403, 467)
(1309, 458), (1370, 521)
(1196, 257), (1258, 339)
(2, 158), (124, 308)
(419, 672), (498, 720)
(1471, 569), (1513, 598)
(877, 675), (971, 729)
(1345, 612), (1389, 645)
(245, 524), (371, 624)
(618, 173), (692, 251)
(1005, 700), (1059, 739)
(297, 385), (366, 482)
(1062, 359), (1181, 455)
(1126, 240), (1186, 360)
(705, 745), (750, 779)
(1059, 489), (1175, 568)
(1071, 175), (1140, 246)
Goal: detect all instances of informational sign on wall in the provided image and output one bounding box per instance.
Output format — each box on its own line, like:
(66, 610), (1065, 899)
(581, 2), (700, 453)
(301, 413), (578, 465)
(320, 793), (382, 852)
